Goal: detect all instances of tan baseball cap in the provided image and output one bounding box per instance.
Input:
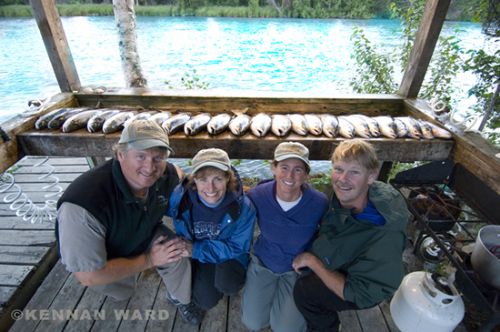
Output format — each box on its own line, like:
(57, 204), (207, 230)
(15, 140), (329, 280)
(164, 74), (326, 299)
(191, 148), (231, 173)
(118, 119), (173, 152)
(274, 142), (310, 170)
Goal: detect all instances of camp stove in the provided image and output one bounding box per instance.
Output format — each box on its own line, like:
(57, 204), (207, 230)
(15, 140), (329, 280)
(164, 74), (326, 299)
(390, 160), (500, 332)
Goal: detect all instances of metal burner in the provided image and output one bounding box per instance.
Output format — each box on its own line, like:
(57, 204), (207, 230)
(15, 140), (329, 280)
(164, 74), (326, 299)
(391, 160), (500, 332)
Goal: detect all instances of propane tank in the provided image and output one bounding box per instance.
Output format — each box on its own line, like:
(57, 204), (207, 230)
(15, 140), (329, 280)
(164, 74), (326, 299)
(390, 271), (464, 332)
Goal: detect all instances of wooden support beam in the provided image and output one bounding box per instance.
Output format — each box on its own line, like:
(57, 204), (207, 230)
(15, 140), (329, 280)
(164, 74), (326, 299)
(398, 0), (451, 98)
(30, 0), (81, 92)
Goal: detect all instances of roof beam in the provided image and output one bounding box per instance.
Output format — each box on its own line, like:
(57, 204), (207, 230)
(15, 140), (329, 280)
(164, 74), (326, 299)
(398, 0), (451, 98)
(30, 0), (81, 92)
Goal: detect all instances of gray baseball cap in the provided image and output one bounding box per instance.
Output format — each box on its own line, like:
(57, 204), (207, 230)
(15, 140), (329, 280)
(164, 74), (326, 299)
(191, 148), (231, 174)
(119, 119), (173, 152)
(274, 142), (310, 170)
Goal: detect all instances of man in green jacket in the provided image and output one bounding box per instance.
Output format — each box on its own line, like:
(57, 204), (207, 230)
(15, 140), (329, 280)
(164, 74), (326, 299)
(292, 139), (410, 332)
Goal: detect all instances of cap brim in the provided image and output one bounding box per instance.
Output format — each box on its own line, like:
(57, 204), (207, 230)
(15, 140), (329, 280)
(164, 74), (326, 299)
(128, 139), (174, 153)
(275, 154), (310, 168)
(192, 161), (230, 174)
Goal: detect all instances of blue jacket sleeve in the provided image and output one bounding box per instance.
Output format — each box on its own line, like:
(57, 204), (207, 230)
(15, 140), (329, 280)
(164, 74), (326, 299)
(192, 197), (256, 264)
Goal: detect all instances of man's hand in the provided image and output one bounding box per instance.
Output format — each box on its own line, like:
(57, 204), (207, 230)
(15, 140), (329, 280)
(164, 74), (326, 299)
(292, 252), (320, 273)
(148, 236), (187, 267)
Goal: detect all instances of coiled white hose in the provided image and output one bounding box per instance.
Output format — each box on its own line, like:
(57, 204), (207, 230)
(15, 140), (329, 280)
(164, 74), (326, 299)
(0, 157), (62, 224)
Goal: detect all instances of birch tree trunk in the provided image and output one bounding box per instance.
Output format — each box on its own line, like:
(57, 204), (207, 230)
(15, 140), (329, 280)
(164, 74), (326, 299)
(112, 0), (147, 88)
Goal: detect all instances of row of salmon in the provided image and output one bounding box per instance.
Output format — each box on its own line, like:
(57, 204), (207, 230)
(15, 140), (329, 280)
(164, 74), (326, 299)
(34, 107), (452, 139)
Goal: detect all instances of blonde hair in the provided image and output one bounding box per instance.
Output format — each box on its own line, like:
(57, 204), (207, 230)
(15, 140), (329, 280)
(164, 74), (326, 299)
(331, 139), (380, 171)
(188, 167), (238, 193)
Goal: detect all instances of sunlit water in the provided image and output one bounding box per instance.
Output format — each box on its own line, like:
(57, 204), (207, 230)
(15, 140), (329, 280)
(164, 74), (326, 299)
(0, 16), (486, 124)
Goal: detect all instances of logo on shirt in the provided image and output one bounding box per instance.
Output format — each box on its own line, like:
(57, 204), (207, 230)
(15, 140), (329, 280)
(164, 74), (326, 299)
(194, 221), (222, 240)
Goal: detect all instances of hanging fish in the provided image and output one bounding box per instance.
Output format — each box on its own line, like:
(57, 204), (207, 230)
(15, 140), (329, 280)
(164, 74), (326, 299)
(123, 111), (159, 128)
(47, 107), (89, 130)
(184, 113), (211, 136)
(149, 112), (172, 126)
(417, 120), (435, 139)
(228, 113), (251, 136)
(250, 113), (272, 137)
(271, 114), (292, 137)
(342, 115), (371, 138)
(102, 111), (137, 134)
(162, 112), (191, 135)
(87, 109), (121, 133)
(62, 109), (102, 133)
(421, 120), (452, 139)
(304, 114), (323, 135)
(393, 117), (409, 138)
(395, 116), (421, 139)
(373, 116), (397, 139)
(207, 113), (232, 135)
(354, 114), (380, 137)
(337, 116), (355, 138)
(35, 107), (76, 130)
(320, 114), (339, 138)
(289, 114), (308, 136)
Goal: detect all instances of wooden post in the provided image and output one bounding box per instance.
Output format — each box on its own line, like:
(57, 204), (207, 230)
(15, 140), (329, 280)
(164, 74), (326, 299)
(30, 0), (81, 93)
(398, 0), (451, 98)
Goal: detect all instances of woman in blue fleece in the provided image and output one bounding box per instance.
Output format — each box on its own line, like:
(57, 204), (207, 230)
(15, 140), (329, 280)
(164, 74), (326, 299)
(241, 142), (329, 332)
(168, 148), (256, 313)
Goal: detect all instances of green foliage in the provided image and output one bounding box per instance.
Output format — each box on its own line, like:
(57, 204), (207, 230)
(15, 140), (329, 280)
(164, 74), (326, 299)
(350, 26), (397, 94)
(57, 4), (113, 16)
(164, 68), (210, 89)
(420, 34), (463, 106)
(0, 5), (32, 17)
(389, 0), (424, 67)
(462, 48), (500, 143)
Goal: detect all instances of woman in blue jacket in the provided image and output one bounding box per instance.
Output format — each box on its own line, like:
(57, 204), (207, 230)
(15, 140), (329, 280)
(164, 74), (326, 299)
(168, 148), (256, 312)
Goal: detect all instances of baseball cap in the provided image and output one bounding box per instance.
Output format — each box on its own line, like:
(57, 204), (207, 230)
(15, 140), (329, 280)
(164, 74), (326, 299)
(118, 119), (173, 153)
(274, 142), (310, 170)
(191, 148), (231, 173)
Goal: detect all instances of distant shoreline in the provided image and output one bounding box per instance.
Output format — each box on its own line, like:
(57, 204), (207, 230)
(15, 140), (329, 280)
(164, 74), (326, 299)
(0, 4), (474, 21)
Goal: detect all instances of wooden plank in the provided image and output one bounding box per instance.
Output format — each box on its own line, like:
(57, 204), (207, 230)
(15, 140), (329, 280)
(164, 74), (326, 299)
(227, 292), (247, 332)
(0, 246), (50, 265)
(145, 281), (176, 332)
(0, 286), (16, 307)
(0, 217), (54, 230)
(0, 191), (62, 202)
(339, 310), (363, 332)
(33, 274), (86, 332)
(17, 130), (453, 162)
(356, 306), (390, 331)
(398, 0), (451, 98)
(90, 296), (130, 332)
(6, 253), (64, 332)
(0, 265), (34, 287)
(0, 230), (55, 246)
(4, 173), (80, 183)
(75, 90), (404, 115)
(200, 296), (227, 332)
(11, 165), (90, 174)
(118, 270), (162, 332)
(379, 300), (400, 332)
(30, 0), (80, 92)
(62, 287), (107, 332)
(0, 182), (69, 192)
(16, 157), (89, 166)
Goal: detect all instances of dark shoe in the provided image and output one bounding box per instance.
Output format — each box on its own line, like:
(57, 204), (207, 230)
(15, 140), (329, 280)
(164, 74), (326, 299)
(177, 302), (205, 325)
(166, 294), (205, 325)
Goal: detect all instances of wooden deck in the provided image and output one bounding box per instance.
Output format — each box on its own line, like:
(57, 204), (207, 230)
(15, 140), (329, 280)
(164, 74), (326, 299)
(8, 260), (400, 332)
(0, 157), (90, 332)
